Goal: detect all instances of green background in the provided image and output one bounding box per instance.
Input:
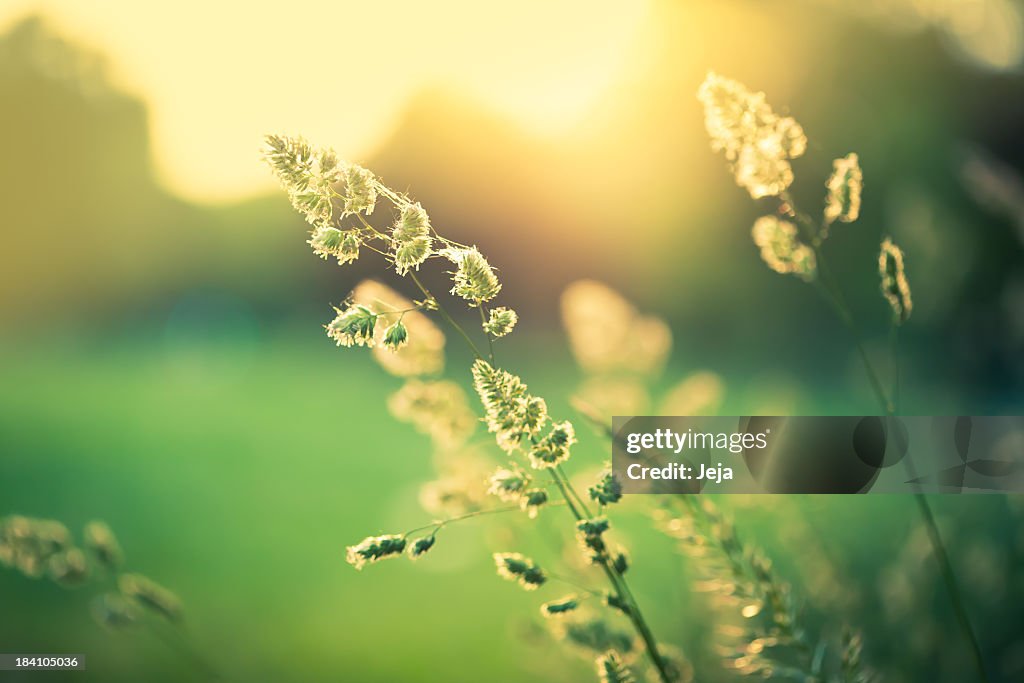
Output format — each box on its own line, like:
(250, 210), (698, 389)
(2, 1), (1024, 681)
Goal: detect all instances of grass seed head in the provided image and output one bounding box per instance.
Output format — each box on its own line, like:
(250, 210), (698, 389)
(118, 573), (183, 622)
(483, 306), (518, 338)
(698, 72), (807, 199)
(1, 516), (71, 580)
(521, 488), (549, 518)
(443, 247), (501, 304)
(596, 650), (635, 683)
(392, 203), (433, 275)
(528, 421), (576, 469)
(560, 280), (671, 376)
(346, 535), (408, 570)
(341, 163), (378, 216)
(487, 466), (532, 502)
(262, 134), (318, 192)
(326, 304), (379, 348)
(751, 216), (816, 282)
(576, 517), (611, 563)
(824, 153), (863, 228)
(84, 520), (124, 571)
(382, 321), (409, 351)
(493, 552), (546, 590)
(472, 360), (551, 452)
(409, 535), (436, 559)
(352, 280), (446, 377)
(603, 592), (632, 617)
(541, 594), (580, 617)
(879, 238), (912, 325)
(91, 592), (142, 630)
(588, 466), (623, 506)
(48, 548), (89, 587)
(557, 616), (637, 655)
(612, 548), (630, 575)
(308, 227), (361, 265)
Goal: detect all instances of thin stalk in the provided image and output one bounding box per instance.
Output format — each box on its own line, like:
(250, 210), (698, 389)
(811, 250), (894, 414)
(408, 271), (485, 361)
(890, 324), (901, 411)
(401, 504), (530, 538)
(556, 459), (677, 671)
(914, 495), (990, 681)
(478, 304), (495, 365)
(607, 564), (671, 681)
(820, 255), (988, 682)
(782, 194), (989, 683)
(351, 213), (485, 361)
(548, 469), (673, 683)
(547, 572), (605, 598)
(889, 325), (988, 680)
(149, 622), (222, 681)
(556, 463), (594, 518)
(783, 193), (892, 412)
(413, 234), (672, 683)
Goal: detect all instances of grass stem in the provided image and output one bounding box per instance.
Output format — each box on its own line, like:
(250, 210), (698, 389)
(428, 285), (673, 682)
(780, 195), (991, 683)
(408, 270), (485, 361)
(478, 304), (495, 365)
(547, 469), (673, 683)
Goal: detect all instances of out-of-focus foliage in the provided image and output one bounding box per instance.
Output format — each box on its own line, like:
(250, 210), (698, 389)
(1, 1), (1023, 682)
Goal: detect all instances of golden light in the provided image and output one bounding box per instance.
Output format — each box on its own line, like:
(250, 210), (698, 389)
(0, 0), (651, 203)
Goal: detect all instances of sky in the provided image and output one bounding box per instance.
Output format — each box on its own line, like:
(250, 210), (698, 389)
(0, 0), (650, 203)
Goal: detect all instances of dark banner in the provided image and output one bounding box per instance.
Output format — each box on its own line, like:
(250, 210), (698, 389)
(611, 416), (1024, 494)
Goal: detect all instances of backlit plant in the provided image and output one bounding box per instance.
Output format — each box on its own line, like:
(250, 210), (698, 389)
(263, 133), (682, 682)
(698, 71), (986, 683)
(264, 70), (986, 682)
(0, 515), (214, 677)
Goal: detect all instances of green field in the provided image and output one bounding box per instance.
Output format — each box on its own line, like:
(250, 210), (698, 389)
(2, 330), (1018, 682)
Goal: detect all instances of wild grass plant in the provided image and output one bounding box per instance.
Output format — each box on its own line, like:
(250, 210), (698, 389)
(263, 133), (681, 682)
(265, 72), (987, 682)
(0, 515), (214, 676)
(559, 286), (872, 681)
(696, 72), (988, 683)
(0, 66), (1001, 683)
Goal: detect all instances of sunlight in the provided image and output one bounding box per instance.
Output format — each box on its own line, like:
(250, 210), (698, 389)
(0, 0), (650, 203)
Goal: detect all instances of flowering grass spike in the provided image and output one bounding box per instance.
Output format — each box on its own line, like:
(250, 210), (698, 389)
(83, 521), (122, 571)
(484, 307), (518, 337)
(471, 360), (551, 452)
(698, 72), (807, 199)
(824, 153), (863, 228)
(521, 488), (549, 518)
(409, 536), (436, 559)
(352, 280), (445, 377)
(118, 573), (183, 622)
(493, 552), (546, 590)
(879, 237), (912, 324)
(751, 216), (816, 281)
(346, 535), (407, 570)
(589, 467), (623, 506)
(487, 466), (531, 501)
(528, 421), (576, 469)
(392, 203), (432, 275)
(382, 321), (409, 351)
(326, 304), (378, 348)
(267, 134), (691, 683)
(541, 595), (580, 617)
(596, 650), (635, 683)
(443, 247), (502, 304)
